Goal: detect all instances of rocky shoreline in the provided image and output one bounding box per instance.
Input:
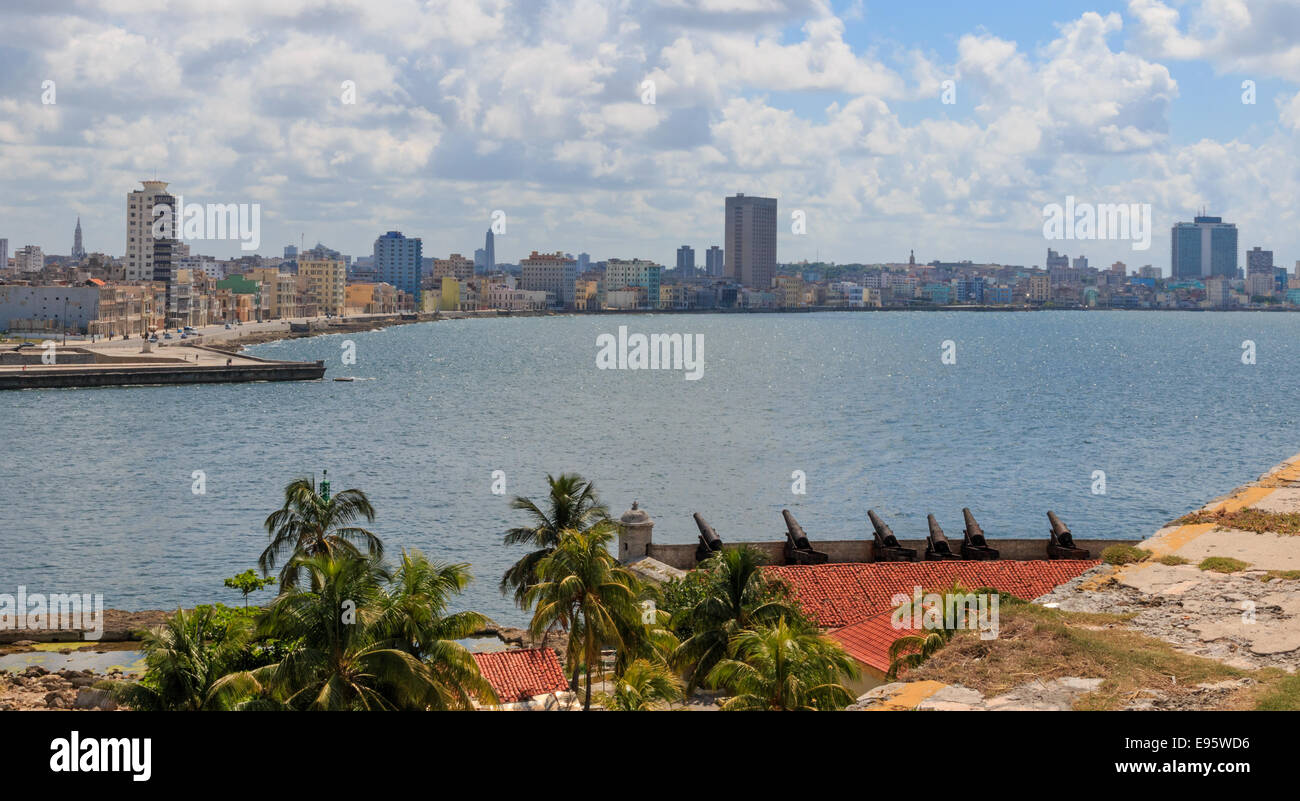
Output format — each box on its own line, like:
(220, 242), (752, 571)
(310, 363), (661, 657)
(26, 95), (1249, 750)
(0, 666), (122, 711)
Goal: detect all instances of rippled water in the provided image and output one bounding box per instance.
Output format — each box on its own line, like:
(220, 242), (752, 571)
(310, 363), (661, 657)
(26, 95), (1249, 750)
(4, 311), (1298, 626)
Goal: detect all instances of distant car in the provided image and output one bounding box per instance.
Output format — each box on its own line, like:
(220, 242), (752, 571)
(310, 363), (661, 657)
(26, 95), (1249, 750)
(163, 333), (173, 340)
(180, 333), (188, 339)
(149, 335), (158, 343)
(224, 323), (232, 329)
(15, 342), (34, 349)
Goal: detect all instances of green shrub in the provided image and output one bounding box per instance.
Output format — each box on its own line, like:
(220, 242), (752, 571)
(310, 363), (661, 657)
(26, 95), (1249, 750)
(1101, 545), (1151, 565)
(1198, 557), (1251, 574)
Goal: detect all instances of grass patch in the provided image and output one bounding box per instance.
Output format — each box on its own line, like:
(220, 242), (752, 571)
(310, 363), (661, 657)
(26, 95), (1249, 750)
(1176, 508), (1300, 536)
(1101, 544), (1151, 565)
(903, 602), (1245, 710)
(1256, 674), (1300, 710)
(1158, 554), (1190, 566)
(1198, 557), (1251, 573)
(1263, 570), (1300, 582)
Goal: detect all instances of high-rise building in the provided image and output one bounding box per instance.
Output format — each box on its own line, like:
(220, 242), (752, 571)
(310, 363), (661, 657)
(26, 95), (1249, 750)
(374, 231), (423, 304)
(284, 245), (298, 259)
(705, 245), (723, 276)
(520, 251), (577, 308)
(1046, 249), (1069, 270)
(1246, 246), (1273, 275)
(298, 257), (347, 316)
(724, 193), (777, 289)
(676, 245), (695, 275)
(474, 248), (487, 272)
(126, 180), (175, 282)
(483, 229), (495, 274)
(15, 245), (44, 273)
(0, 239), (8, 270)
(71, 217), (85, 261)
(1171, 215), (1237, 279)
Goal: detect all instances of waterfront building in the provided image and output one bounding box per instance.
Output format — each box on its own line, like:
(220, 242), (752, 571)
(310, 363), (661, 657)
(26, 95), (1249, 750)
(1029, 274), (1051, 303)
(773, 274), (805, 307)
(0, 239), (7, 270)
(520, 251), (577, 308)
(604, 258), (661, 309)
(724, 193), (777, 289)
(577, 252), (590, 273)
(1171, 215), (1237, 279)
(298, 257), (347, 316)
(574, 279), (600, 311)
(126, 180), (175, 281)
(373, 231), (423, 304)
(1046, 249), (1069, 271)
(0, 285), (99, 333)
(1205, 276), (1232, 308)
(247, 267), (297, 319)
(1247, 272), (1276, 300)
(71, 217), (85, 261)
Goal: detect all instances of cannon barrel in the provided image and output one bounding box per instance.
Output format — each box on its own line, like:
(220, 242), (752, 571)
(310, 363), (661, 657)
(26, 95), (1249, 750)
(927, 514), (947, 542)
(694, 512), (722, 549)
(1048, 510), (1070, 537)
(962, 507), (984, 540)
(782, 509), (812, 550)
(868, 509), (896, 543)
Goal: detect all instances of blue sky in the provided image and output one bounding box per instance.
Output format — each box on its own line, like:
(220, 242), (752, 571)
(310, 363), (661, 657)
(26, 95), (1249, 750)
(3, 0), (1300, 274)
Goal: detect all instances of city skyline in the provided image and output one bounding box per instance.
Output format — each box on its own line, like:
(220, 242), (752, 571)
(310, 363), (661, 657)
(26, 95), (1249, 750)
(5, 2), (1300, 268)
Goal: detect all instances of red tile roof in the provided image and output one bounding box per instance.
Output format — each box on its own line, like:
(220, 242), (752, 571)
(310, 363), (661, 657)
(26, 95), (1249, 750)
(473, 648), (569, 703)
(829, 610), (921, 674)
(766, 560), (1097, 627)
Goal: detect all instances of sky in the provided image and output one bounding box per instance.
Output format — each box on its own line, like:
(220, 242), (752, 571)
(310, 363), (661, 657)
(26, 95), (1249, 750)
(2, 0), (1300, 273)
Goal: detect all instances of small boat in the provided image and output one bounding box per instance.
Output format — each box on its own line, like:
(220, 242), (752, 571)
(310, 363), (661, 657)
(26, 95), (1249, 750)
(333, 376), (356, 382)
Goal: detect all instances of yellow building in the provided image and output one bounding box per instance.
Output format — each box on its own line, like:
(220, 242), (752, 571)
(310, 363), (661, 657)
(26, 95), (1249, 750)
(773, 275), (805, 308)
(249, 267), (297, 319)
(575, 280), (600, 311)
(298, 258), (346, 316)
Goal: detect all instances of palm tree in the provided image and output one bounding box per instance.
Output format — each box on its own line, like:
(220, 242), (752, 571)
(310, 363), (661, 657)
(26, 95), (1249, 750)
(670, 545), (797, 691)
(106, 606), (251, 711)
(705, 617), (859, 711)
(524, 522), (643, 710)
(596, 658), (683, 711)
(224, 553), (495, 710)
(885, 581), (979, 679)
(500, 473), (610, 608)
(380, 549), (496, 696)
(260, 475), (383, 589)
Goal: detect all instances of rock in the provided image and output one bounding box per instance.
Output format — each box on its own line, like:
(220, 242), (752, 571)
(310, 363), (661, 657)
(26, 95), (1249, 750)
(73, 688), (117, 710)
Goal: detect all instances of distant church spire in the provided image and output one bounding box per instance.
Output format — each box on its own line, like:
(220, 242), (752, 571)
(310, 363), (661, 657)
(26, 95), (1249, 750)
(908, 249), (916, 267)
(71, 216), (85, 261)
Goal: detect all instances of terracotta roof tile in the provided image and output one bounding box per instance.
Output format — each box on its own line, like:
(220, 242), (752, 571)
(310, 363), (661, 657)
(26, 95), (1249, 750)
(473, 647), (569, 703)
(766, 560), (1097, 627)
(829, 610), (921, 674)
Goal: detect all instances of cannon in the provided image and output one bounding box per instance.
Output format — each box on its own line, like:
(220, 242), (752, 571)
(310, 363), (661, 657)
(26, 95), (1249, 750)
(868, 509), (916, 562)
(1046, 511), (1090, 559)
(781, 509), (829, 565)
(693, 512), (724, 563)
(925, 514), (961, 560)
(960, 508), (1000, 561)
